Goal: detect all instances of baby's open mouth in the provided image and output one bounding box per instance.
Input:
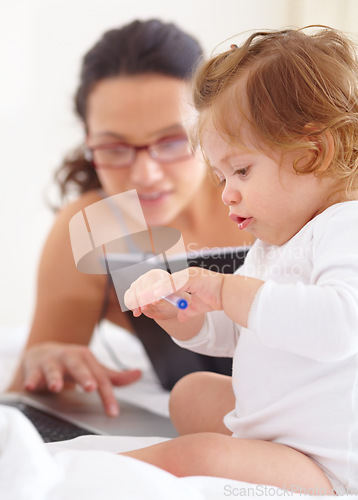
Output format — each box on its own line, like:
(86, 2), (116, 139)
(229, 214), (253, 230)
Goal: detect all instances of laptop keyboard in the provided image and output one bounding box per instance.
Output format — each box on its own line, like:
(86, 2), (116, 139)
(3, 401), (98, 442)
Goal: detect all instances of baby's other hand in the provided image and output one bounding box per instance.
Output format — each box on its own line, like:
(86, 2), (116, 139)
(124, 268), (187, 320)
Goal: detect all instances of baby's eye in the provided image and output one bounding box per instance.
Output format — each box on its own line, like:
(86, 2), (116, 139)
(235, 167), (249, 177)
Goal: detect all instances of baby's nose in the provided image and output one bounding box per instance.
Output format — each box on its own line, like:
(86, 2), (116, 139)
(221, 182), (242, 206)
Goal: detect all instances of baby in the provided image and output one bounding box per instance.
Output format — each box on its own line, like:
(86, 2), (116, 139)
(124, 26), (358, 495)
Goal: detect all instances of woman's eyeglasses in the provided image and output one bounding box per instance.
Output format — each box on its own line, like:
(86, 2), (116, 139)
(84, 136), (193, 169)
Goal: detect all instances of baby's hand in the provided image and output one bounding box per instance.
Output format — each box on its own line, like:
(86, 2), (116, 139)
(124, 267), (225, 321)
(124, 268), (188, 320)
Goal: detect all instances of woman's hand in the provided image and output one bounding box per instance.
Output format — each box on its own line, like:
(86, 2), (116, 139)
(19, 342), (142, 416)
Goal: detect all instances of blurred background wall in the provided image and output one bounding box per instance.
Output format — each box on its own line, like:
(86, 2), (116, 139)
(1, 0), (358, 326)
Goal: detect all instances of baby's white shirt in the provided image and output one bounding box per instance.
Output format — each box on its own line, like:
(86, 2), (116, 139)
(174, 201), (358, 494)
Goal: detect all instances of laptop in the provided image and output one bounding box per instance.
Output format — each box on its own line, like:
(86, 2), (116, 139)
(0, 246), (249, 443)
(0, 390), (177, 442)
(106, 245), (250, 311)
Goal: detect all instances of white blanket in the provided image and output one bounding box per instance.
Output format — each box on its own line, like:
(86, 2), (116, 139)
(0, 404), (305, 500)
(0, 325), (348, 499)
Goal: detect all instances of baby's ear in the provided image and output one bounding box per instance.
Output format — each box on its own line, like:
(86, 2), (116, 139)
(303, 123), (335, 174)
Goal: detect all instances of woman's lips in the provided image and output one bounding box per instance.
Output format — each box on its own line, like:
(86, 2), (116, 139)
(137, 191), (172, 205)
(229, 213), (253, 230)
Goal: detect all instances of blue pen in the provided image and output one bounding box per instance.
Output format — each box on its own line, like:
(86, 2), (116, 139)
(162, 293), (188, 310)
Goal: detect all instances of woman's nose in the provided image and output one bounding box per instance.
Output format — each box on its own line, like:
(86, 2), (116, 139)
(130, 150), (165, 186)
(221, 181), (241, 206)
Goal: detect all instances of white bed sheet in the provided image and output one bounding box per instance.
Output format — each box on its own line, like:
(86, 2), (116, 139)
(0, 325), (349, 499)
(0, 324), (29, 393)
(0, 404), (312, 500)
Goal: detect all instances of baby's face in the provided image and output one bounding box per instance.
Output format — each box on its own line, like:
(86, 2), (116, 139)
(201, 119), (335, 246)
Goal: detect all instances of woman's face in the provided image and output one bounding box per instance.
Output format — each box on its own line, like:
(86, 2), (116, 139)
(86, 75), (206, 226)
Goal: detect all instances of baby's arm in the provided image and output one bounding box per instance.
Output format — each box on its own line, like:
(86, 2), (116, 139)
(124, 267), (264, 341)
(248, 207), (358, 362)
(124, 268), (212, 341)
(220, 274), (264, 327)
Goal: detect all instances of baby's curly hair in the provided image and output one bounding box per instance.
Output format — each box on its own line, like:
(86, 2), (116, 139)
(193, 26), (358, 196)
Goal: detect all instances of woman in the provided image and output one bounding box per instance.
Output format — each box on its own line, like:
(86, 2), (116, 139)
(9, 19), (254, 416)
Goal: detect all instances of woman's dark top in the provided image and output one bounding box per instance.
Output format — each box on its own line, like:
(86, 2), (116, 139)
(94, 192), (249, 389)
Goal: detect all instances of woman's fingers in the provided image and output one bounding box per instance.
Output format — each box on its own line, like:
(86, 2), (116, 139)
(95, 377), (120, 417)
(108, 368), (142, 387)
(22, 343), (143, 417)
(24, 367), (47, 392)
(95, 369), (141, 417)
(81, 355), (121, 416)
(63, 350), (141, 417)
(100, 368), (142, 416)
(62, 350), (99, 391)
(59, 349), (118, 416)
(42, 359), (66, 392)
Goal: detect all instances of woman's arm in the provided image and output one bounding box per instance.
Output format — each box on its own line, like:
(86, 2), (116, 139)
(9, 193), (141, 416)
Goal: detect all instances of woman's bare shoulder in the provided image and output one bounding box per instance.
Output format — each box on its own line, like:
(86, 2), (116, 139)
(41, 190), (104, 263)
(55, 190), (103, 221)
